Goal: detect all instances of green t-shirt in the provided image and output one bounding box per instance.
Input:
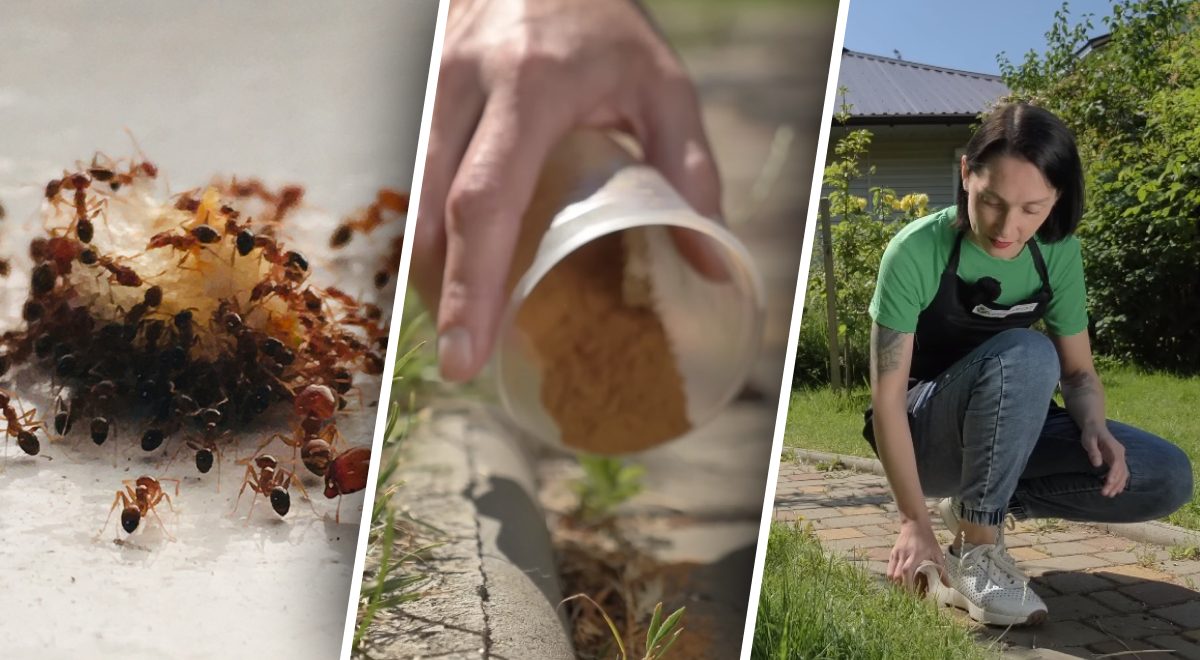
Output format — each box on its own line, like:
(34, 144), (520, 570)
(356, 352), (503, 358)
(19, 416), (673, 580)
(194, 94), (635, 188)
(869, 206), (1089, 336)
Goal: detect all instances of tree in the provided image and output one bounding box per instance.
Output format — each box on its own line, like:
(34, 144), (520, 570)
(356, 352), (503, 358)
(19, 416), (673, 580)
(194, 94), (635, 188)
(796, 95), (927, 388)
(1000, 0), (1200, 371)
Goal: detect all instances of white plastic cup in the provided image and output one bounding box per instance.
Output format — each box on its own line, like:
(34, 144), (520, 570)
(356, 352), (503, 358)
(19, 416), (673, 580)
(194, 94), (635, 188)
(493, 131), (765, 454)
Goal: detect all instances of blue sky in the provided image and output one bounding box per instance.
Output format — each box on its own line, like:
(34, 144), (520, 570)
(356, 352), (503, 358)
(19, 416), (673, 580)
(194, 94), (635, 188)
(843, 0), (1117, 74)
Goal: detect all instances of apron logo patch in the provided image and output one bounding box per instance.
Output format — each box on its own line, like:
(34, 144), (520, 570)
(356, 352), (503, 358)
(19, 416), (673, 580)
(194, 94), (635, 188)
(972, 302), (1038, 318)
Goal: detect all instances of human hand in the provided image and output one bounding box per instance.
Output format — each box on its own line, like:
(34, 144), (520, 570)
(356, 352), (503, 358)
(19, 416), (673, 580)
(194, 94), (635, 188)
(889, 519), (948, 590)
(1081, 422), (1128, 497)
(411, 0), (724, 383)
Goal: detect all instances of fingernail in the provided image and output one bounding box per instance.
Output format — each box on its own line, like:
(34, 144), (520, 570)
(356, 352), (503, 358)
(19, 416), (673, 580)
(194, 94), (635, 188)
(438, 326), (474, 382)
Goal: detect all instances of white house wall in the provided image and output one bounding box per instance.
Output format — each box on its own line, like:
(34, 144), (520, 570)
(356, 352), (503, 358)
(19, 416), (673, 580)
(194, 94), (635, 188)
(821, 123), (974, 217)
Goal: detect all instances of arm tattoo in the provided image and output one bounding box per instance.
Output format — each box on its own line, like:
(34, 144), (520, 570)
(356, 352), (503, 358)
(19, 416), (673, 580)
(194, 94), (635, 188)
(1061, 370), (1099, 398)
(872, 326), (908, 375)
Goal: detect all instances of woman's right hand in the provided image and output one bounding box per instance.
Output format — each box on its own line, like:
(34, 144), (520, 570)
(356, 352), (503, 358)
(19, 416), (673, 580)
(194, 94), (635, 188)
(412, 0), (722, 384)
(888, 518), (947, 589)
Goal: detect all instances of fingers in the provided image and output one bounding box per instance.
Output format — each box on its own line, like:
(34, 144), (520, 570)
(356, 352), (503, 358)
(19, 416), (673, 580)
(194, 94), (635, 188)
(1100, 438), (1129, 497)
(668, 227), (731, 281)
(1102, 463), (1128, 497)
(436, 86), (569, 382)
(641, 72), (722, 219)
(410, 55), (487, 315)
(640, 70), (730, 281)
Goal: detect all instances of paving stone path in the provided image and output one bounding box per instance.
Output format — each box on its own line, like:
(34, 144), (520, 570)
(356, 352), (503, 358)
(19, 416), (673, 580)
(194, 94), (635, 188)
(773, 459), (1200, 659)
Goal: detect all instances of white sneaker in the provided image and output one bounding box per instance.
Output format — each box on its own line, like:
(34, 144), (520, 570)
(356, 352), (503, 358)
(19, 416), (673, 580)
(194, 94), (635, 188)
(937, 543), (1047, 626)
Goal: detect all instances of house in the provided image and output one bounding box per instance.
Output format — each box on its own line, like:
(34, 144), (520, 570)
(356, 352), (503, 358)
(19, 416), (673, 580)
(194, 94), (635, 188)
(824, 49), (1010, 212)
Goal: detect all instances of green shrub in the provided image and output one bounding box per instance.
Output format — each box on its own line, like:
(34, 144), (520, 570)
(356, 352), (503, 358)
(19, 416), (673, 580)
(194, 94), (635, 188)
(797, 99), (925, 388)
(1000, 0), (1200, 372)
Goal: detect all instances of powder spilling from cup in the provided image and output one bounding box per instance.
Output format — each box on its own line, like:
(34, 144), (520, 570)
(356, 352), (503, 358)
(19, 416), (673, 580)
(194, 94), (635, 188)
(515, 229), (690, 454)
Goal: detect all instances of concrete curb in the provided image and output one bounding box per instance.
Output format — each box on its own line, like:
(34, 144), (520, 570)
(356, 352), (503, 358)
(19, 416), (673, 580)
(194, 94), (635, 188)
(357, 403), (573, 659)
(786, 447), (1200, 550)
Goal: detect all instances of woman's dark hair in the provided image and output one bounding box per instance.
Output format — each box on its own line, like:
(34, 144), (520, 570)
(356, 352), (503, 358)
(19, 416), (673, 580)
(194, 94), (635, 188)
(956, 102), (1084, 242)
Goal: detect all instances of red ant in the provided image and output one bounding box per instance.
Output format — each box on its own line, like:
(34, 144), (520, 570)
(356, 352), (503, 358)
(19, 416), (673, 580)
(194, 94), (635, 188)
(98, 476), (179, 540)
(294, 384), (337, 421)
(46, 236), (82, 275)
(96, 255), (143, 287)
(59, 172), (97, 243)
(1, 389), (44, 457)
(232, 454), (313, 522)
(256, 413), (342, 476)
(272, 185), (305, 223)
(330, 188), (408, 247)
(324, 445), (370, 523)
(85, 153), (148, 191)
(146, 226), (223, 267)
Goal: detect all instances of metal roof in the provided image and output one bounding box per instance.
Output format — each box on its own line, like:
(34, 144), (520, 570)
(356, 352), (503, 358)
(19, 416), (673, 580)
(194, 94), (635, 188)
(836, 49), (1010, 122)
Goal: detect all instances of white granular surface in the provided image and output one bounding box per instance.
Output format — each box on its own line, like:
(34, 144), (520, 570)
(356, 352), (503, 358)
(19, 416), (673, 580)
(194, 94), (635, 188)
(0, 2), (436, 658)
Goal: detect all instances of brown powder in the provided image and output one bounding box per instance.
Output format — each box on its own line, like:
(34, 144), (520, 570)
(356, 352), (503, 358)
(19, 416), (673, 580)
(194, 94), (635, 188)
(515, 230), (690, 454)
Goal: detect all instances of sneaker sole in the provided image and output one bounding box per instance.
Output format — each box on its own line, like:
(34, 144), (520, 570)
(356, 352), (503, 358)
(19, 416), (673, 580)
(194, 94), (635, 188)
(934, 584), (1047, 627)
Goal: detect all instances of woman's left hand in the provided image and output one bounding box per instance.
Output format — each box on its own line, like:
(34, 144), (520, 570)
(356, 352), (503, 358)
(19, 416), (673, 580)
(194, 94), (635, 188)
(1081, 423), (1128, 497)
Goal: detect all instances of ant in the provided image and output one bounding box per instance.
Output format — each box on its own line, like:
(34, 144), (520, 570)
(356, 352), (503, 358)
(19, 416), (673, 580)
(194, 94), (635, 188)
(95, 255), (143, 288)
(272, 185), (305, 223)
(294, 384), (337, 421)
(1, 389), (44, 457)
(256, 413), (342, 476)
(52, 393), (77, 437)
(31, 263), (57, 297)
(59, 172), (97, 243)
(146, 226), (223, 266)
(98, 476), (180, 540)
(172, 308), (203, 349)
(324, 445), (371, 523)
(168, 419), (233, 488)
(330, 188), (408, 248)
(232, 454), (313, 521)
(45, 236), (82, 275)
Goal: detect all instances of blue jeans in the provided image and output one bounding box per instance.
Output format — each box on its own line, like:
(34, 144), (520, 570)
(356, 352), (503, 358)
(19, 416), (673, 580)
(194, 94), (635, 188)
(907, 328), (1193, 527)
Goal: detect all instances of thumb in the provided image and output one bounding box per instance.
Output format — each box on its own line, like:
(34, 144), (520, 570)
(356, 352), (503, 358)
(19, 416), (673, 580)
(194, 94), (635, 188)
(1082, 435), (1103, 467)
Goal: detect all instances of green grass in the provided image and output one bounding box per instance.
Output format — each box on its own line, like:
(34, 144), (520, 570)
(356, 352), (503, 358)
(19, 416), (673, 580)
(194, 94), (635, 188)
(353, 301), (437, 654)
(784, 365), (1200, 529)
(753, 523), (992, 660)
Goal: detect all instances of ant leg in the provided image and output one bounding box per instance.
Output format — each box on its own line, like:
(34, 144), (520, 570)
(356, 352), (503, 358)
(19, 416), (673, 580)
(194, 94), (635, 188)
(18, 407), (45, 434)
(247, 431), (294, 464)
(214, 444), (224, 493)
(243, 483), (262, 527)
(231, 464), (257, 515)
(283, 469), (318, 515)
(97, 490), (132, 539)
(158, 477), (183, 502)
(149, 501), (176, 542)
(110, 417), (119, 469)
(160, 437), (192, 473)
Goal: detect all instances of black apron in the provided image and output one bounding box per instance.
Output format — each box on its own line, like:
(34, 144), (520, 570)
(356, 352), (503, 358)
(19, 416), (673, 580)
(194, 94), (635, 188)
(863, 231), (1054, 448)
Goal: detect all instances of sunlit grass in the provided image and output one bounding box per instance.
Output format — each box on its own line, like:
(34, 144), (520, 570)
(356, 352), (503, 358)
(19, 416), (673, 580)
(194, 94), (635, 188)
(754, 523), (992, 659)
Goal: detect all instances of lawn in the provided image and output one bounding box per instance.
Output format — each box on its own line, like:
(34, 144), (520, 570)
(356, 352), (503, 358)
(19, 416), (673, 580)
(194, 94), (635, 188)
(784, 365), (1200, 530)
(753, 523), (992, 660)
